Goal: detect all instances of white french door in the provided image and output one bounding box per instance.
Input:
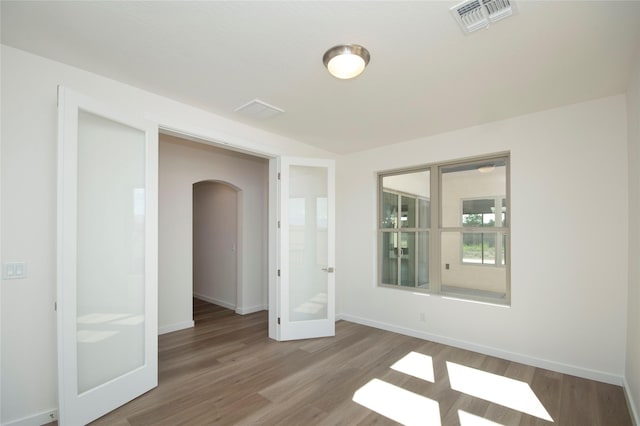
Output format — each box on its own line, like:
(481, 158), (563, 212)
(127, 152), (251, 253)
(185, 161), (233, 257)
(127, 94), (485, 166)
(278, 157), (335, 340)
(57, 87), (158, 425)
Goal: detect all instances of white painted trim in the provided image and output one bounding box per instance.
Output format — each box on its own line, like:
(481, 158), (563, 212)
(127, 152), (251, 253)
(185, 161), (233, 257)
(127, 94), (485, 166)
(158, 321), (194, 335)
(340, 314), (624, 386)
(236, 305), (266, 315)
(268, 157), (278, 340)
(623, 376), (640, 425)
(192, 294), (264, 315)
(3, 408), (58, 426)
(193, 293), (236, 311)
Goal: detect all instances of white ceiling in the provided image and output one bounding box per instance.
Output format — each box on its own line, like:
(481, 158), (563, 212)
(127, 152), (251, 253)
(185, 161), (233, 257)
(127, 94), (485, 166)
(2, 1), (640, 154)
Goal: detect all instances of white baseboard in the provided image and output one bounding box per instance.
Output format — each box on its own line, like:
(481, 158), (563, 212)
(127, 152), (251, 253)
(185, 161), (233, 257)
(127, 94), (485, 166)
(158, 320), (194, 335)
(3, 408), (58, 426)
(193, 294), (264, 315)
(623, 376), (640, 425)
(339, 313), (624, 386)
(236, 304), (266, 315)
(193, 293), (236, 310)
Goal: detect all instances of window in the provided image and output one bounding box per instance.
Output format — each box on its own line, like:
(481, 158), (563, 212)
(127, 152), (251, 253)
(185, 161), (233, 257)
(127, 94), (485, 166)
(378, 155), (510, 304)
(380, 170), (430, 288)
(461, 198), (506, 265)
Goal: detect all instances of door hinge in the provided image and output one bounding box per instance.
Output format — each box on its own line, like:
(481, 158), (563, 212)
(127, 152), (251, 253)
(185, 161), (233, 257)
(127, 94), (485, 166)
(277, 172), (281, 180)
(54, 301), (57, 311)
(277, 317), (281, 325)
(277, 220), (281, 228)
(277, 269), (281, 277)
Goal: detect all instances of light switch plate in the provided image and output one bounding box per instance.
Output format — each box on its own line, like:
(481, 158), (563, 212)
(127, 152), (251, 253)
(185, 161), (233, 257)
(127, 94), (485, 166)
(3, 262), (27, 279)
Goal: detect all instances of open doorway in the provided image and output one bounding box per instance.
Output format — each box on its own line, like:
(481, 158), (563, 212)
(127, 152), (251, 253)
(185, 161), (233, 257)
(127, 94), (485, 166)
(192, 180), (240, 309)
(158, 132), (270, 334)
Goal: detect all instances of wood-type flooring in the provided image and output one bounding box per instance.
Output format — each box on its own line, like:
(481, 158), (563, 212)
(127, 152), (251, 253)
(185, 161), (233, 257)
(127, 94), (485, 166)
(85, 299), (631, 426)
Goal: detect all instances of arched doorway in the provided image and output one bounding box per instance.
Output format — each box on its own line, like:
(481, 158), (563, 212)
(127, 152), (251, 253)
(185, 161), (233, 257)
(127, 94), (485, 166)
(192, 180), (241, 310)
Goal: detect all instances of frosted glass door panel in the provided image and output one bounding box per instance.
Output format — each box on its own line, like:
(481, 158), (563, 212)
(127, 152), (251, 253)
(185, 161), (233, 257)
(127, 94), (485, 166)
(76, 110), (145, 393)
(58, 87), (157, 425)
(288, 166), (328, 322)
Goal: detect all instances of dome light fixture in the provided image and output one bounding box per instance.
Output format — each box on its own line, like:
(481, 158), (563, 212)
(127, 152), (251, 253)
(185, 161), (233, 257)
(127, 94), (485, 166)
(322, 44), (370, 79)
(477, 165), (496, 173)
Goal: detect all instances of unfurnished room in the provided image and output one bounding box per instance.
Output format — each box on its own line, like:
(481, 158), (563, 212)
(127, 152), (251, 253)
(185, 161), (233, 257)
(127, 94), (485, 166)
(1, 1), (640, 425)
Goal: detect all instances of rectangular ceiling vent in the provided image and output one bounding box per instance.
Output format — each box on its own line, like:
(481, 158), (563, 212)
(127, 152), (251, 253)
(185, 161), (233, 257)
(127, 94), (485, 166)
(234, 99), (284, 120)
(451, 0), (517, 34)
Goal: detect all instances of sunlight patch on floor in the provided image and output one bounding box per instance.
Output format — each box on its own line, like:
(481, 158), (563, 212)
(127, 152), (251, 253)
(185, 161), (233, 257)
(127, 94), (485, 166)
(447, 361), (553, 422)
(353, 378), (441, 426)
(458, 409), (505, 426)
(390, 351), (435, 383)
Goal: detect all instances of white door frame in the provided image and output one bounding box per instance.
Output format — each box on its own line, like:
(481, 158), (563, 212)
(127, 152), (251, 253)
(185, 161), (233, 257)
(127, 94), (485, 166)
(156, 126), (280, 339)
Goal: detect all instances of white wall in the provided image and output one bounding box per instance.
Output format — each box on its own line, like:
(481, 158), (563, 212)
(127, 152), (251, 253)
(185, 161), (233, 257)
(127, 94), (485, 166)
(193, 181), (238, 309)
(336, 95), (629, 384)
(626, 44), (640, 423)
(0, 45), (332, 425)
(160, 135), (267, 331)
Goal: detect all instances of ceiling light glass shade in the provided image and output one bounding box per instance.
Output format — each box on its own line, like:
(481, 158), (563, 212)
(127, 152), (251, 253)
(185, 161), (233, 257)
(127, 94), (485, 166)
(477, 165), (496, 173)
(323, 44), (370, 79)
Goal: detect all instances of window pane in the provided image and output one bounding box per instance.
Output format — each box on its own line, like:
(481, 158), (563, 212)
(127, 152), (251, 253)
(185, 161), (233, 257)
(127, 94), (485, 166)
(382, 191), (398, 229)
(418, 199), (430, 228)
(400, 232), (415, 287)
(418, 231), (429, 288)
(381, 232), (398, 285)
(462, 233), (483, 263)
(441, 160), (506, 228)
(502, 198), (507, 227)
(482, 233), (496, 264)
(401, 196), (416, 228)
(382, 170), (430, 227)
(462, 232), (497, 264)
(502, 233), (508, 266)
(441, 231), (507, 300)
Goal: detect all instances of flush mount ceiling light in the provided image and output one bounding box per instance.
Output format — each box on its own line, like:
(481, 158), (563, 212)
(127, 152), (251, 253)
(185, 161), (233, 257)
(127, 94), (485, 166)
(322, 44), (370, 79)
(477, 165), (496, 173)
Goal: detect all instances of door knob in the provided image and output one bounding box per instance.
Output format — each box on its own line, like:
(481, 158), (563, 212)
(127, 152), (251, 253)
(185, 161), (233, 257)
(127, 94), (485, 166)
(321, 267), (335, 273)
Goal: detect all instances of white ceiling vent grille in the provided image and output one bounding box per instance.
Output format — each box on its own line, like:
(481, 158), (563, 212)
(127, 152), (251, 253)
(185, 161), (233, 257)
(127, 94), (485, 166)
(451, 0), (517, 34)
(234, 99), (284, 120)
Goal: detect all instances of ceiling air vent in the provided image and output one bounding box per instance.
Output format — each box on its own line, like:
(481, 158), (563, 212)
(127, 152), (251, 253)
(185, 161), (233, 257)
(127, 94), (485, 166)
(450, 0), (517, 34)
(234, 99), (284, 120)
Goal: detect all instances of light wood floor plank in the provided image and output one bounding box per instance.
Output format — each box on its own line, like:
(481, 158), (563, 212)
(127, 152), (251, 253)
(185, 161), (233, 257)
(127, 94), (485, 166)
(80, 300), (631, 426)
